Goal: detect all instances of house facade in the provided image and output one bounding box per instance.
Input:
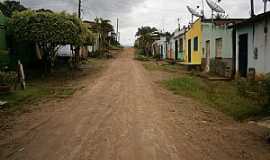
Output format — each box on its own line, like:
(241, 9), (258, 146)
(201, 19), (243, 77)
(169, 28), (186, 61)
(235, 12), (270, 78)
(183, 18), (202, 65)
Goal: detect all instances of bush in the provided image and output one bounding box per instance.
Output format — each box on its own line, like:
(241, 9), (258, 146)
(236, 76), (270, 109)
(163, 76), (265, 120)
(153, 53), (161, 60)
(262, 74), (270, 104)
(134, 49), (149, 61)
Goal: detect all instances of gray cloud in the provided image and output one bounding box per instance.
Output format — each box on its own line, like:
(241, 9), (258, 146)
(16, 0), (269, 45)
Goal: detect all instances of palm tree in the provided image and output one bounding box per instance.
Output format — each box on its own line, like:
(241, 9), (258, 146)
(135, 26), (159, 56)
(93, 18), (113, 54)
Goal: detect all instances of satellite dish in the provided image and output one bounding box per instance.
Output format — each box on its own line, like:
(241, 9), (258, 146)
(187, 6), (202, 17)
(206, 0), (225, 13)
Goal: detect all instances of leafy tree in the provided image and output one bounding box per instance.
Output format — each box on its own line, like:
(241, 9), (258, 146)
(135, 26), (159, 56)
(0, 1), (26, 17)
(9, 10), (93, 73)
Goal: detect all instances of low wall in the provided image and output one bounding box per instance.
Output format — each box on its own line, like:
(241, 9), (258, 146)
(210, 58), (233, 78)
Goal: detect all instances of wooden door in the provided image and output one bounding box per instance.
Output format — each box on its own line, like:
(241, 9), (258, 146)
(188, 39), (192, 63)
(175, 40), (178, 60)
(238, 34), (248, 77)
(215, 38), (222, 58)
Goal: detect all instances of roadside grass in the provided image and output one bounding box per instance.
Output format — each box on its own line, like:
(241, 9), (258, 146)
(162, 75), (265, 121)
(134, 49), (151, 61)
(0, 83), (76, 112)
(0, 58), (106, 113)
(142, 62), (181, 73)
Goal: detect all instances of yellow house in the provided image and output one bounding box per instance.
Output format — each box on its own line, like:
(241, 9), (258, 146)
(182, 18), (202, 65)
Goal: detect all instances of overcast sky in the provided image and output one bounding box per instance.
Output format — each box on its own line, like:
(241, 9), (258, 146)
(18, 0), (269, 46)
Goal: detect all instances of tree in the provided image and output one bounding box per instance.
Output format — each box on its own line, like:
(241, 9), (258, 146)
(0, 1), (26, 17)
(92, 18), (114, 54)
(135, 26), (159, 56)
(9, 10), (93, 73)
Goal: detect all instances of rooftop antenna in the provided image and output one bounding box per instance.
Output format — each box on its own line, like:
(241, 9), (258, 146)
(251, 0), (255, 17)
(187, 5), (202, 24)
(204, 0), (225, 73)
(206, 0), (225, 19)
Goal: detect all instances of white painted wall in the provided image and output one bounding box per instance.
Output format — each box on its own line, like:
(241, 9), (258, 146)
(236, 17), (270, 75)
(252, 19), (270, 74)
(202, 22), (233, 59)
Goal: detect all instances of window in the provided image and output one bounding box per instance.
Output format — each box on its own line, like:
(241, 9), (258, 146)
(215, 38), (222, 58)
(179, 38), (183, 52)
(194, 37), (198, 51)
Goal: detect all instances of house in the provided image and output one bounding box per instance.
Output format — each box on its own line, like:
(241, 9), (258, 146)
(151, 40), (160, 57)
(234, 11), (270, 78)
(171, 27), (186, 61)
(182, 18), (202, 65)
(151, 35), (168, 59)
(201, 19), (244, 77)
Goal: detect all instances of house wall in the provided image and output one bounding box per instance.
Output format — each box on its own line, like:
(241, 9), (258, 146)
(202, 22), (234, 77)
(202, 23), (233, 59)
(160, 37), (167, 59)
(184, 19), (202, 64)
(251, 18), (270, 75)
(178, 34), (185, 61)
(236, 17), (270, 76)
(167, 38), (175, 60)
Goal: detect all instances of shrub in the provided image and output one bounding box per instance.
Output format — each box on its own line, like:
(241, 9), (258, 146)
(134, 49), (149, 61)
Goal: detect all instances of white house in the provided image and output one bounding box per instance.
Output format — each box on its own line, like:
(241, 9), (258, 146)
(235, 11), (270, 78)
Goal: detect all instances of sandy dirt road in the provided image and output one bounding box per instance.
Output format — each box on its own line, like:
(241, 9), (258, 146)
(0, 48), (270, 160)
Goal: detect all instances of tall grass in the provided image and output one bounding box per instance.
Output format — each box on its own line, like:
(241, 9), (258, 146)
(163, 76), (265, 121)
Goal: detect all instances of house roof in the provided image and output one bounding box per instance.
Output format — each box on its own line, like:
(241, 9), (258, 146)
(202, 18), (246, 27)
(235, 11), (270, 27)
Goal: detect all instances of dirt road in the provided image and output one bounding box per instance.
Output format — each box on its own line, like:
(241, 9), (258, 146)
(0, 48), (270, 160)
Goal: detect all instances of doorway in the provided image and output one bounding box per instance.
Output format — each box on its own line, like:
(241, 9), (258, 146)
(238, 34), (248, 77)
(188, 39), (192, 63)
(175, 40), (178, 60)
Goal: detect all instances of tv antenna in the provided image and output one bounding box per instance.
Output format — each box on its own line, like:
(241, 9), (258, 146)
(206, 0), (226, 19)
(187, 5), (202, 23)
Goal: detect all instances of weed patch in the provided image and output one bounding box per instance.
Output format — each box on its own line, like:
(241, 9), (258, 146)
(162, 75), (266, 120)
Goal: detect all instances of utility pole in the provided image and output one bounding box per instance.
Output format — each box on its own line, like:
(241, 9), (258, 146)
(263, 0), (269, 13)
(250, 0), (255, 17)
(116, 18), (119, 42)
(78, 0), (82, 19)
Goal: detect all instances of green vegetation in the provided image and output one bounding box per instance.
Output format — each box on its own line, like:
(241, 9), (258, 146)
(9, 10), (94, 73)
(134, 49), (150, 61)
(142, 62), (180, 72)
(135, 26), (159, 56)
(0, 58), (107, 112)
(162, 75), (267, 121)
(0, 82), (76, 112)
